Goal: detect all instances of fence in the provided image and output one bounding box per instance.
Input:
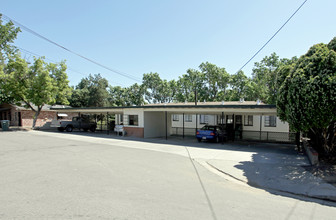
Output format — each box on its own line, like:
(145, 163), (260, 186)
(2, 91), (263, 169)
(171, 127), (296, 144)
(171, 127), (197, 137)
(241, 131), (296, 144)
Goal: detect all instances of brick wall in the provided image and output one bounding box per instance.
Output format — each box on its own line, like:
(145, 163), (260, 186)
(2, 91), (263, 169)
(123, 127), (144, 138)
(20, 111), (78, 128)
(21, 110), (57, 127)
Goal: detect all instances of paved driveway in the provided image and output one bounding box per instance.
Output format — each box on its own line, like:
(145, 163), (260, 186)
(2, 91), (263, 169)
(1, 130), (336, 219)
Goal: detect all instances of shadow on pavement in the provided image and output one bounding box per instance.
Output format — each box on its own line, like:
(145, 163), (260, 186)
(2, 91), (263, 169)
(234, 152), (336, 207)
(38, 129), (296, 153)
(36, 130), (336, 206)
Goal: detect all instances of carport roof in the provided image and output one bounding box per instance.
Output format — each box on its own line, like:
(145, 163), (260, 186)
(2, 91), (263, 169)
(50, 101), (276, 112)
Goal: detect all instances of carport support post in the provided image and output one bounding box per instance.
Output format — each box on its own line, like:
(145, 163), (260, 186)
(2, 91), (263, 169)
(165, 111), (168, 140)
(195, 114), (198, 135)
(232, 114), (235, 142)
(221, 112), (224, 144)
(260, 115), (262, 141)
(100, 113), (103, 132)
(107, 112), (109, 135)
(182, 113), (185, 139)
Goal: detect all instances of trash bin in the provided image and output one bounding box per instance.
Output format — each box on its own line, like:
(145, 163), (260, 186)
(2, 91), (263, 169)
(1, 120), (10, 131)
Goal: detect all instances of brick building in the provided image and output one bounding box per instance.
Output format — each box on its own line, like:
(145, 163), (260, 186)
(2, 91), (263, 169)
(0, 103), (77, 128)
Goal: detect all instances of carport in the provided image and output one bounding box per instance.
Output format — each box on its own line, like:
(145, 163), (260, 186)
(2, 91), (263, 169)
(141, 101), (295, 144)
(51, 101), (295, 144)
(51, 106), (124, 134)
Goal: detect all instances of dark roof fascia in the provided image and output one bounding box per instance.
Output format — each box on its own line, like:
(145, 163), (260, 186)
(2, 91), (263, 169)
(51, 104), (276, 111)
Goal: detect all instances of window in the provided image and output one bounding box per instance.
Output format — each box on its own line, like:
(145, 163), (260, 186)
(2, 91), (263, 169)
(226, 115), (233, 124)
(200, 115), (209, 124)
(120, 114), (123, 123)
(244, 115), (253, 126)
(129, 115), (138, 126)
(185, 114), (192, 122)
(235, 115), (242, 125)
(173, 114), (179, 121)
(265, 116), (276, 127)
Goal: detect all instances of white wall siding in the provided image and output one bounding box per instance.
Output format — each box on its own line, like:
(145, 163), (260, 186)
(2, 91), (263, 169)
(123, 109), (144, 127)
(171, 114), (289, 133)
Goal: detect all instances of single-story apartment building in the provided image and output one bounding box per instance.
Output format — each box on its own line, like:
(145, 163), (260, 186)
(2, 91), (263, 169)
(1, 101), (295, 143)
(50, 101), (295, 143)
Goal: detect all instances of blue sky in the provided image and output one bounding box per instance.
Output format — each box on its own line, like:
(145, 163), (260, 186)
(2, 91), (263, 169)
(2, 0), (335, 87)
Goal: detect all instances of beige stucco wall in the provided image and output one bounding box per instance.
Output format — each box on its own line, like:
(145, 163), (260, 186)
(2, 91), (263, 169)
(144, 112), (166, 138)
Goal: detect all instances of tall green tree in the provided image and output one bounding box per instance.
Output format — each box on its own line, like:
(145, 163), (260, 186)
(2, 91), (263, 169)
(0, 14), (21, 104)
(228, 70), (251, 101)
(0, 55), (71, 128)
(125, 83), (145, 106)
(199, 62), (230, 101)
(69, 74), (109, 107)
(277, 38), (336, 160)
(251, 53), (280, 104)
(108, 86), (127, 106)
(142, 72), (163, 103)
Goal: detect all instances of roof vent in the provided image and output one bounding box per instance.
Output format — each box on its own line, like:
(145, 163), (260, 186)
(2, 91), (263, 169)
(257, 99), (261, 105)
(239, 98), (245, 103)
(203, 99), (206, 103)
(222, 101), (225, 105)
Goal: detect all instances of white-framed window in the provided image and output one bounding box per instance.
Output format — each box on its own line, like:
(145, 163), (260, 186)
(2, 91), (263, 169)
(265, 116), (276, 127)
(226, 115), (233, 124)
(173, 114), (179, 121)
(200, 115), (209, 124)
(129, 115), (138, 126)
(185, 114), (192, 122)
(244, 115), (253, 126)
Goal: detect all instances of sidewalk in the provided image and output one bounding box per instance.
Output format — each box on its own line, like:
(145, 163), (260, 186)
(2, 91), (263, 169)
(198, 143), (336, 202)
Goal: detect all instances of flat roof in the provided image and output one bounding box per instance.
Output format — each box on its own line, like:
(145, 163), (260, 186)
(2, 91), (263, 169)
(50, 101), (276, 112)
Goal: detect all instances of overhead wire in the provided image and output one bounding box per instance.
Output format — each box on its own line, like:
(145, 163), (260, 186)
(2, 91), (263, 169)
(234, 0), (308, 74)
(1, 13), (142, 83)
(15, 45), (126, 87)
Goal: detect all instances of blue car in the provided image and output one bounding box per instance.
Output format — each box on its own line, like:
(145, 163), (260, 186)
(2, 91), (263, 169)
(196, 125), (227, 143)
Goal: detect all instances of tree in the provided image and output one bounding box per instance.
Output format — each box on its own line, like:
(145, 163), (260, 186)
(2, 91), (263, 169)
(124, 83), (145, 106)
(277, 39), (336, 161)
(0, 14), (21, 104)
(0, 14), (20, 62)
(228, 70), (251, 101)
(0, 55), (71, 128)
(251, 53), (298, 104)
(142, 72), (163, 103)
(69, 74), (109, 107)
(108, 86), (127, 106)
(199, 62), (230, 101)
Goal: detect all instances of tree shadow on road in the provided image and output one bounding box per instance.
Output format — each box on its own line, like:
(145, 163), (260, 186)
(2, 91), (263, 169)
(234, 152), (336, 207)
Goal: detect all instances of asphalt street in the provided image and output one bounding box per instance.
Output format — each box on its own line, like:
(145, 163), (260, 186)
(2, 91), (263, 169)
(1, 131), (336, 220)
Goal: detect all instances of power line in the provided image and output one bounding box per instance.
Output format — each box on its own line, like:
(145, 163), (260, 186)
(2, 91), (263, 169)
(235, 0), (308, 74)
(1, 13), (142, 83)
(15, 45), (126, 87)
